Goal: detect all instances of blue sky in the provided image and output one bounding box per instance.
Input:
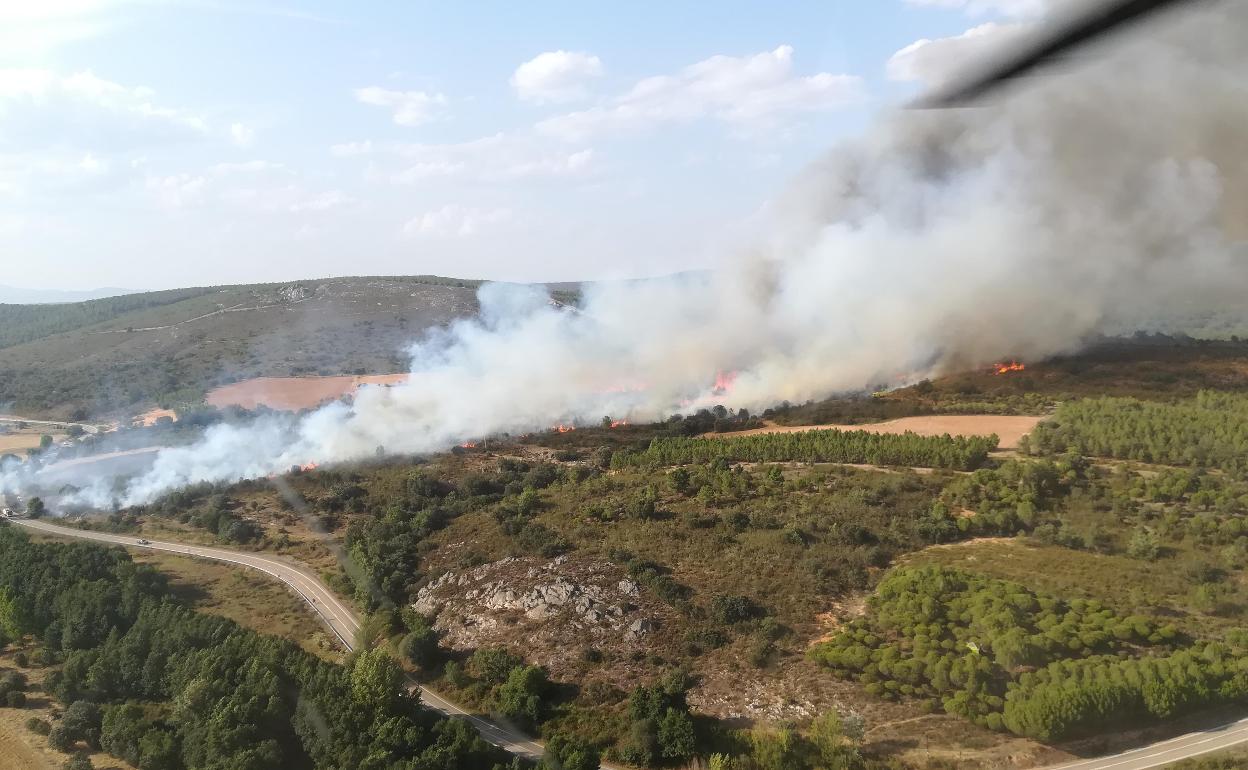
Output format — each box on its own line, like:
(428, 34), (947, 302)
(0, 0), (1045, 290)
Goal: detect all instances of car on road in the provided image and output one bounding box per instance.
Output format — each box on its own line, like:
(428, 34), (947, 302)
(137, 538), (151, 545)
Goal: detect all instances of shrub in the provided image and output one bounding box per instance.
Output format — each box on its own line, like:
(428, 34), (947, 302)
(709, 594), (758, 625)
(494, 665), (548, 730)
(63, 754), (92, 770)
(542, 733), (599, 770)
(469, 647), (525, 685)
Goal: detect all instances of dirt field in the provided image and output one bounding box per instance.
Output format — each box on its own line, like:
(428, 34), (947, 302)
(720, 414), (1045, 450)
(133, 407), (177, 426)
(206, 373), (409, 411)
(0, 433), (64, 454)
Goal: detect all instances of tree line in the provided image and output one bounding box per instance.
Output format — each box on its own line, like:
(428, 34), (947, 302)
(0, 524), (513, 770)
(1025, 392), (1248, 474)
(612, 430), (998, 471)
(809, 565), (1210, 740)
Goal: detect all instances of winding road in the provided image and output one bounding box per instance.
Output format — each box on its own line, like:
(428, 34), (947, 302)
(10, 517), (1245, 770)
(8, 518), (554, 765)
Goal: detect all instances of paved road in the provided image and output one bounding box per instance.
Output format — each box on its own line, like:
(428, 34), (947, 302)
(1044, 717), (1248, 770)
(8, 518), (557, 765)
(39, 446), (164, 472)
(14, 518), (1238, 770)
(0, 415), (104, 434)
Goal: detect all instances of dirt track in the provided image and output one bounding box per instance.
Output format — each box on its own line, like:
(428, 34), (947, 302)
(206, 373), (409, 411)
(721, 414), (1044, 450)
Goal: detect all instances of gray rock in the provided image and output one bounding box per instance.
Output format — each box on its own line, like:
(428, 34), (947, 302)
(626, 618), (657, 638)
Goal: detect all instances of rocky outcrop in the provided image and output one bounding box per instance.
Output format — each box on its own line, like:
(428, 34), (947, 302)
(412, 556), (662, 669)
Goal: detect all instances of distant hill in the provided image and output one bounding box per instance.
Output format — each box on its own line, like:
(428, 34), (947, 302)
(0, 275), (563, 420)
(0, 284), (137, 304)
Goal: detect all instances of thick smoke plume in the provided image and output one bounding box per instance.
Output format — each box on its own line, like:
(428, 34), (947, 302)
(6, 1), (1248, 508)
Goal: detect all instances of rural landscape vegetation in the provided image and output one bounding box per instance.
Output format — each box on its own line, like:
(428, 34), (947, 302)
(5, 280), (1248, 770)
(4, 1), (1248, 770)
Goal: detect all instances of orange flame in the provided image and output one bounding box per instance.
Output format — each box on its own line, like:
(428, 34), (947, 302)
(712, 370), (738, 395)
(552, 424), (576, 433)
(610, 419), (628, 428)
(299, 462), (319, 472)
(992, 361), (1026, 375)
(460, 441), (477, 448)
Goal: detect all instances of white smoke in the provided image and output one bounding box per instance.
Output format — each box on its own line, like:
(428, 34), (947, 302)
(6, 1), (1248, 509)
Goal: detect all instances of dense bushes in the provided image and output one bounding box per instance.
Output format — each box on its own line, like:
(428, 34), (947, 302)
(1003, 645), (1248, 740)
(0, 524), (509, 770)
(810, 565), (1198, 739)
(1026, 392), (1248, 473)
(613, 430), (997, 471)
(937, 456), (1086, 535)
(616, 673), (698, 766)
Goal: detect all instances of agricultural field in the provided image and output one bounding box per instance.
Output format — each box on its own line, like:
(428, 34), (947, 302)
(0, 275), (580, 420)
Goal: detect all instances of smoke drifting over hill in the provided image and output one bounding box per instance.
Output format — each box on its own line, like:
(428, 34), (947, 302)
(6, 1), (1248, 508)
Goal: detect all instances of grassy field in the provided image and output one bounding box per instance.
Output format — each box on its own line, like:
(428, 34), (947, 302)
(130, 550), (344, 661)
(28, 525), (342, 660)
(0, 433), (62, 455)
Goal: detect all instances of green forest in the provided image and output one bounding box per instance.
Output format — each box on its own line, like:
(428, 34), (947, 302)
(611, 430), (998, 471)
(1025, 392), (1248, 474)
(810, 565), (1248, 741)
(0, 525), (515, 770)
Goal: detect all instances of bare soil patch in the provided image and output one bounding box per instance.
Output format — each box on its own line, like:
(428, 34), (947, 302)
(719, 415), (1045, 450)
(206, 373), (409, 411)
(133, 407), (177, 426)
(0, 434), (64, 454)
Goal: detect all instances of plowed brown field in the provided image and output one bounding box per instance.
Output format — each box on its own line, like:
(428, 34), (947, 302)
(206, 373), (409, 411)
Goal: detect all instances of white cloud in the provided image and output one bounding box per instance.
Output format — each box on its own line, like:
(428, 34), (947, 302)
(536, 45), (860, 141)
(511, 50), (603, 104)
(209, 160), (283, 176)
(402, 205), (513, 238)
(0, 150), (122, 199)
(230, 122), (255, 147)
(146, 172), (207, 210)
(354, 85), (446, 127)
(887, 22), (1028, 85)
(903, 0), (1049, 19)
(0, 0), (130, 57)
(335, 133), (596, 183)
(287, 189), (351, 213)
(330, 140), (373, 157)
(0, 69), (209, 150)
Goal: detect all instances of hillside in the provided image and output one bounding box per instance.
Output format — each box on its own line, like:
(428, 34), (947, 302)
(0, 276), (542, 419)
(34, 341), (1245, 770)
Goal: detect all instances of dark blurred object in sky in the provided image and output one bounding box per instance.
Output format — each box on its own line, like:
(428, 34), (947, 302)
(916, 0), (1214, 108)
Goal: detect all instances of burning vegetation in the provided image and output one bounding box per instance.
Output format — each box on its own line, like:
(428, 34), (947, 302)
(992, 361), (1026, 375)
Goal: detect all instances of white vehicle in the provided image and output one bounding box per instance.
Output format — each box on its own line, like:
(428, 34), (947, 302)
(137, 538), (151, 545)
